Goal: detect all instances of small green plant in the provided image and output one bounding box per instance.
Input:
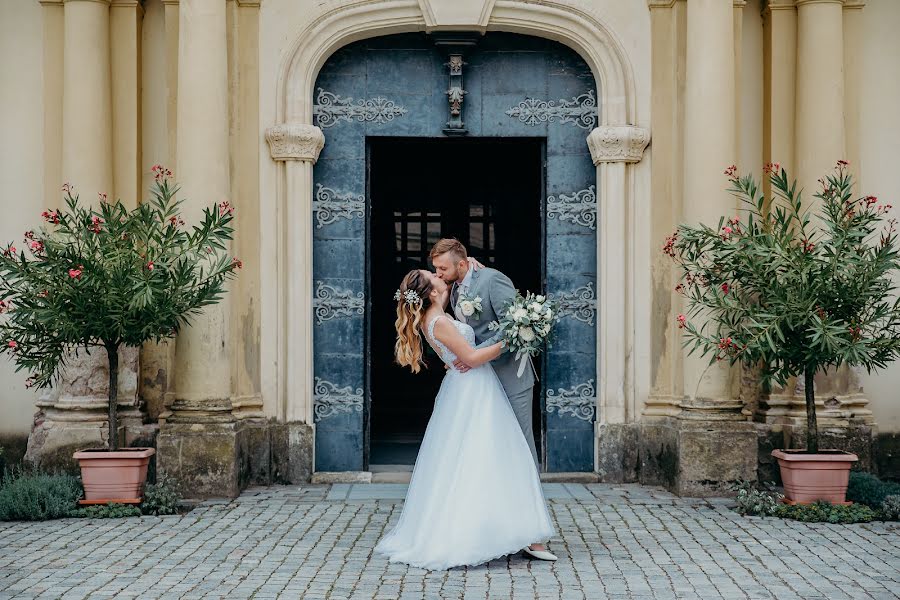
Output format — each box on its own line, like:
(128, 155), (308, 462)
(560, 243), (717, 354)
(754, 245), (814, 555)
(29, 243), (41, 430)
(880, 494), (900, 521)
(774, 500), (877, 523)
(0, 468), (82, 521)
(68, 502), (141, 519)
(141, 474), (180, 516)
(729, 480), (784, 516)
(846, 471), (900, 508)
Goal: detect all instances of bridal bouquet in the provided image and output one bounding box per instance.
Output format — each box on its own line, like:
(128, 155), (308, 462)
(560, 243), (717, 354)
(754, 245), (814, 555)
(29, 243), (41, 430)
(489, 291), (559, 376)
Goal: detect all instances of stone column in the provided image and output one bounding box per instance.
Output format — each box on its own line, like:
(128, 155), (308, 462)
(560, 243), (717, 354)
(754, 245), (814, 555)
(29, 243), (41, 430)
(762, 0), (797, 196)
(587, 124), (649, 482)
(681, 0), (740, 418)
(110, 0), (143, 207)
(40, 0), (64, 208)
(264, 123), (324, 484)
(673, 0), (756, 495)
(61, 0), (113, 196)
(794, 0), (844, 190)
(157, 0), (249, 498)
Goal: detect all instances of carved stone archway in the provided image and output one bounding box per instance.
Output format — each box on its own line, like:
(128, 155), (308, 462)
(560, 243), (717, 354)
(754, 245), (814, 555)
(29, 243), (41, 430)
(265, 0), (648, 475)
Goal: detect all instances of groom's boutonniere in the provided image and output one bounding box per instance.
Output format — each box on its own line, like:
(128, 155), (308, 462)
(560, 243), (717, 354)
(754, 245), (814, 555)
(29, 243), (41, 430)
(457, 291), (483, 320)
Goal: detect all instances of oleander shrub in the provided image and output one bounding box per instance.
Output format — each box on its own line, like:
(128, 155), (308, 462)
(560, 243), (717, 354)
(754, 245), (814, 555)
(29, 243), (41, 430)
(68, 503), (142, 519)
(0, 468), (82, 521)
(846, 472), (900, 508)
(141, 474), (180, 516)
(774, 500), (877, 523)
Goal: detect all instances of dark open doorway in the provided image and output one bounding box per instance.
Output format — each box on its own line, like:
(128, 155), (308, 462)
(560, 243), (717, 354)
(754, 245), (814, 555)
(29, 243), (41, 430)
(367, 137), (545, 470)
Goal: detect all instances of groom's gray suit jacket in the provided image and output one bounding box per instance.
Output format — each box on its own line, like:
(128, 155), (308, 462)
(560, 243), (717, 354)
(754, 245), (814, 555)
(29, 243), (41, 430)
(451, 267), (536, 397)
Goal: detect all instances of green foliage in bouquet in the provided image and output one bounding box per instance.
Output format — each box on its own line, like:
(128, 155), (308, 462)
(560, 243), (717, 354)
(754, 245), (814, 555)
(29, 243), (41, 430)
(665, 161), (900, 453)
(0, 166), (242, 450)
(488, 291), (559, 360)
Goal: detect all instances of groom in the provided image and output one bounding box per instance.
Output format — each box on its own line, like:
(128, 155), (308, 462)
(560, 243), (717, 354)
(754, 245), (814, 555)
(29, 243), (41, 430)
(430, 238), (557, 562)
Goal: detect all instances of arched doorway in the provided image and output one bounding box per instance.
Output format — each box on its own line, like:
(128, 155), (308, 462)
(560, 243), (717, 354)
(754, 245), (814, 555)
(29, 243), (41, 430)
(310, 32), (598, 473)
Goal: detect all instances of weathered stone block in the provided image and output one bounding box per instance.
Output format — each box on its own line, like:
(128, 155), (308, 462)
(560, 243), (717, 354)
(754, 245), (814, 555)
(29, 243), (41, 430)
(755, 423), (787, 484)
(271, 421), (314, 484)
(675, 421), (757, 496)
(637, 419), (678, 489)
(157, 422), (243, 498)
(596, 423), (639, 483)
(238, 420), (272, 487)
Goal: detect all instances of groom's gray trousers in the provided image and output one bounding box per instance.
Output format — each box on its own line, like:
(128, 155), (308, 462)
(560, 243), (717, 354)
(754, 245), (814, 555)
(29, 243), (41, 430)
(506, 386), (539, 469)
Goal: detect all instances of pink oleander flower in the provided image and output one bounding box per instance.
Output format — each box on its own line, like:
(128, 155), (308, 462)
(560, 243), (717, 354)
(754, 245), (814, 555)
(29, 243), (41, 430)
(169, 215), (185, 227)
(763, 162), (781, 174)
(151, 164), (173, 181)
(232, 257), (243, 269)
(28, 240), (44, 253)
(146, 261), (154, 271)
(98, 192), (107, 203)
(24, 230), (34, 240)
(68, 267), (83, 279)
(219, 201), (235, 217)
(663, 232), (678, 257)
(7, 340), (17, 349)
(42, 210), (60, 224)
(721, 283), (729, 294)
(676, 314), (687, 329)
(724, 165), (738, 179)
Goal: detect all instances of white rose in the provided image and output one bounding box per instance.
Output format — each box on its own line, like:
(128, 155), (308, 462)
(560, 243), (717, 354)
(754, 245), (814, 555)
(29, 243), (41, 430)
(545, 308), (553, 320)
(513, 308), (528, 321)
(536, 295), (546, 303)
(519, 326), (536, 342)
(460, 300), (475, 316)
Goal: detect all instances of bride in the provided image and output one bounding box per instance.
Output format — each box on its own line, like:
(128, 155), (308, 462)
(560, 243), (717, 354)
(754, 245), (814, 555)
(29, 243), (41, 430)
(374, 268), (556, 570)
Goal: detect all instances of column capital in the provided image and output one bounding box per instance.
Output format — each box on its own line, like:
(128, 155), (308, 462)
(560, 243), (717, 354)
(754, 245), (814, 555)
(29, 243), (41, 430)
(587, 125), (650, 165)
(266, 124), (325, 163)
(62, 0), (112, 4)
(794, 0), (843, 6)
(762, 0), (796, 11)
(647, 0), (679, 8)
(843, 0), (865, 8)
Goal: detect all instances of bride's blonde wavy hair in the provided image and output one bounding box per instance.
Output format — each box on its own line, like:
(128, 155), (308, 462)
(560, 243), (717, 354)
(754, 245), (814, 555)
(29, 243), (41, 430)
(394, 270), (434, 373)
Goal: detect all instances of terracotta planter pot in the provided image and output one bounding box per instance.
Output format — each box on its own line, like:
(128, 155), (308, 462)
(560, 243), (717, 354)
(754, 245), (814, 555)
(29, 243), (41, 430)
(73, 447), (155, 504)
(771, 449), (858, 504)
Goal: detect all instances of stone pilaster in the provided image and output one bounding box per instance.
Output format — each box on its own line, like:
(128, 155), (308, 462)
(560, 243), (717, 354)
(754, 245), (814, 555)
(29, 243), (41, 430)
(587, 125), (649, 482)
(157, 0), (266, 498)
(261, 123), (324, 483)
(762, 0), (797, 197)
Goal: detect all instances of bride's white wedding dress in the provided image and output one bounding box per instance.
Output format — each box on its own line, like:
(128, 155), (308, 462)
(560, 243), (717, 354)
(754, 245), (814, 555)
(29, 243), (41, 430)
(374, 314), (555, 570)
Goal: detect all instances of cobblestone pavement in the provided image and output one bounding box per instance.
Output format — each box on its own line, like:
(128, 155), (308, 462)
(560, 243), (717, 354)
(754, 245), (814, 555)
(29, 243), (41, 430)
(1, 483), (899, 600)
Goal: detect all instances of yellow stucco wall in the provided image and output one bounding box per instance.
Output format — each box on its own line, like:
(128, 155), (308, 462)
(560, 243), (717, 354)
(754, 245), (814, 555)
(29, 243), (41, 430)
(0, 0), (43, 434)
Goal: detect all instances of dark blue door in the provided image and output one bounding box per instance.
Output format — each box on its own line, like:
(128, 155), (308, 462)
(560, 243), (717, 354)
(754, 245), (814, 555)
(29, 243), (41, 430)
(312, 32), (598, 472)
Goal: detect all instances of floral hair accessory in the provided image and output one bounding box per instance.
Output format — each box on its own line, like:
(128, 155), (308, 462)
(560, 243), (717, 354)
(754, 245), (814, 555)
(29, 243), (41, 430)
(394, 288), (422, 307)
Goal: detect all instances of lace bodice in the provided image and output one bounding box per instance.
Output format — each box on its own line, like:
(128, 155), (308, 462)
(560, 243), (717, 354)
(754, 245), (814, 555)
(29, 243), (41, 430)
(427, 315), (476, 368)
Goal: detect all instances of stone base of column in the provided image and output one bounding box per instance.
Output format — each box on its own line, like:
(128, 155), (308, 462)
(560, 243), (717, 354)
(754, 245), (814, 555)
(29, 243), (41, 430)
(636, 416), (758, 496)
(271, 421), (314, 484)
(595, 422), (639, 483)
(24, 347), (145, 473)
(157, 417), (273, 499)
